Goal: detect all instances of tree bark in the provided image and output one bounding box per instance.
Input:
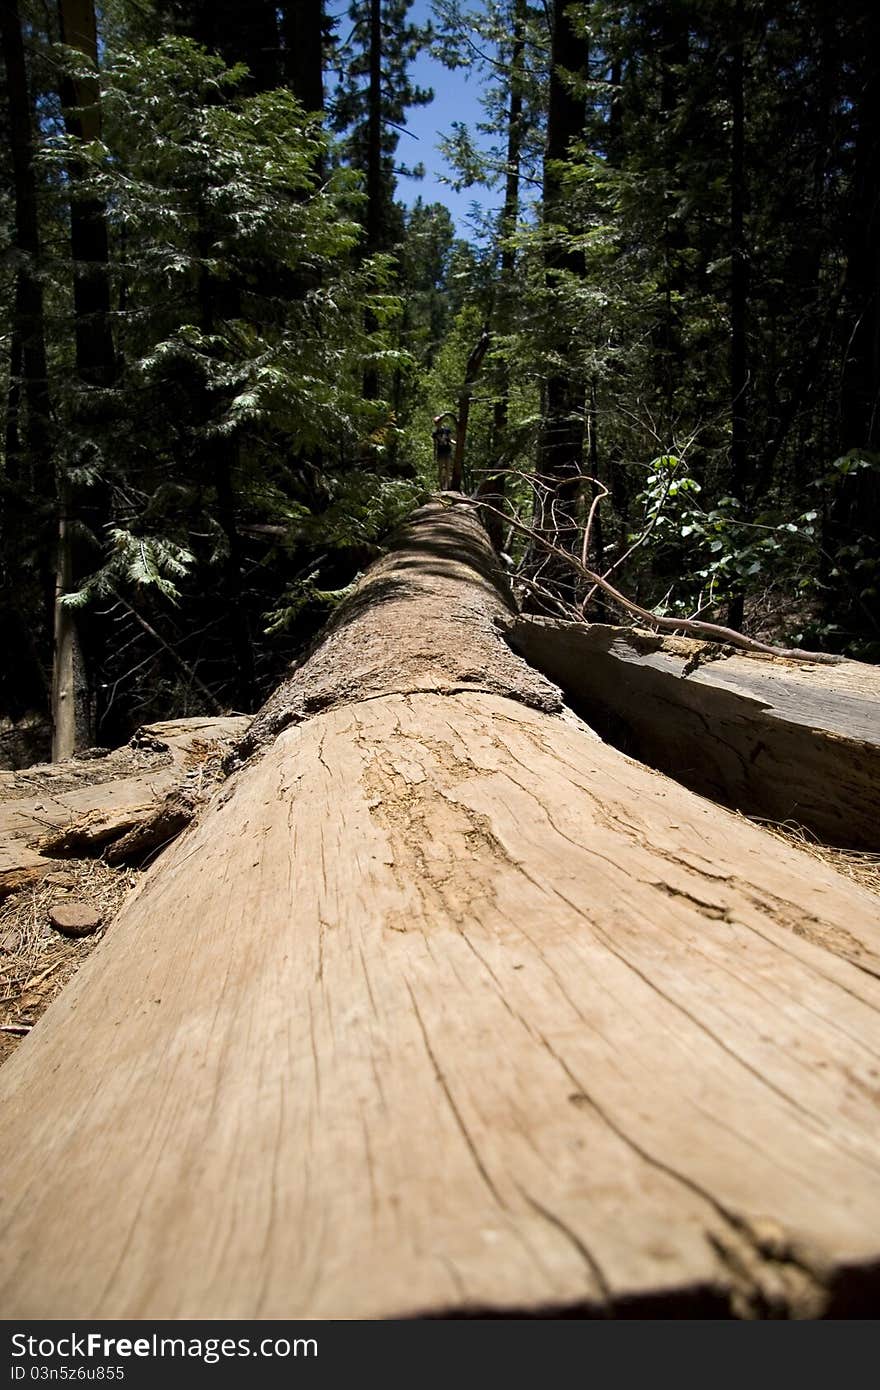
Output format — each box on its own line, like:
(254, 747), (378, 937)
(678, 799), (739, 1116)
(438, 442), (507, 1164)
(0, 0), (79, 759)
(478, 0), (527, 548)
(187, 0), (281, 91)
(727, 0), (749, 629)
(1, 503), (880, 1316)
(824, 8), (880, 648)
(536, 0), (588, 593)
(451, 328), (491, 493)
(50, 482), (90, 761)
(361, 0), (384, 402)
(0, 0), (52, 486)
(282, 0), (324, 112)
(57, 0), (116, 390)
(53, 0), (117, 755)
(196, 217), (254, 712)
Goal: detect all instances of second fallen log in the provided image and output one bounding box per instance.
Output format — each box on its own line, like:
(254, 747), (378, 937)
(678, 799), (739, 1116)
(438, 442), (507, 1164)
(510, 617), (880, 850)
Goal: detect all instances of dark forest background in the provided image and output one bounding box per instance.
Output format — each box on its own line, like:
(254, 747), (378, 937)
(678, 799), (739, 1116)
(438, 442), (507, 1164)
(1, 0), (878, 764)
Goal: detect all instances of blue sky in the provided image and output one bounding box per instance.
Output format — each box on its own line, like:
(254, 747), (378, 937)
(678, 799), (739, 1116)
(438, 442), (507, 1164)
(328, 0), (502, 238)
(398, 0), (501, 236)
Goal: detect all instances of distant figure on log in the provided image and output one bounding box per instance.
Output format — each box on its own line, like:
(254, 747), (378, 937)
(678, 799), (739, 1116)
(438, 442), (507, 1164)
(432, 414), (456, 490)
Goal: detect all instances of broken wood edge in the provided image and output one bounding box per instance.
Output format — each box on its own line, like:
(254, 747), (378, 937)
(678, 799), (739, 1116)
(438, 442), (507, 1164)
(0, 717), (249, 900)
(506, 616), (880, 854)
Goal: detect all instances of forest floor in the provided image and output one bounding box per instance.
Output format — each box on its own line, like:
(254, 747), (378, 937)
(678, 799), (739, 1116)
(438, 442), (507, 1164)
(0, 717), (249, 1066)
(0, 857), (143, 1067)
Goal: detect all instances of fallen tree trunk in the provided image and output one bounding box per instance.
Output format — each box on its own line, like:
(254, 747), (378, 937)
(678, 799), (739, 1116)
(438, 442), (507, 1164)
(1, 502), (880, 1319)
(0, 717), (249, 898)
(508, 618), (880, 851)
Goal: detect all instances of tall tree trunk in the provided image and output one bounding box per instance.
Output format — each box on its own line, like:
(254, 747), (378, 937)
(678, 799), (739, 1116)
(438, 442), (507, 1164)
(54, 0), (117, 752)
(4, 332), (23, 474)
(57, 0), (115, 390)
(536, 0), (588, 595)
(2, 502), (880, 1319)
(826, 9), (880, 649)
(196, 222), (255, 713)
(0, 0), (52, 486)
(839, 35), (880, 456)
(656, 4), (689, 438)
(727, 0), (749, 629)
(584, 376), (604, 599)
(282, 0), (324, 111)
(188, 0), (281, 91)
(214, 442), (256, 711)
(479, 0), (527, 548)
(362, 0), (384, 402)
(1, 0), (62, 750)
(51, 480), (91, 760)
(607, 53), (623, 163)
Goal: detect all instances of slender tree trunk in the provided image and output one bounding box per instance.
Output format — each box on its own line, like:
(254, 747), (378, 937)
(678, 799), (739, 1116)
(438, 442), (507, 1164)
(4, 332), (23, 473)
(0, 0), (52, 487)
(362, 0), (384, 401)
(1, 0), (63, 751)
(607, 54), (623, 163)
(196, 220), (254, 711)
(536, 0), (588, 594)
(657, 6), (689, 439)
(214, 444), (255, 711)
(727, 0), (749, 628)
(55, 0), (118, 751)
(840, 24), (880, 456)
(479, 0), (526, 548)
(282, 0), (324, 111)
(824, 11), (880, 648)
(585, 376), (604, 592)
(51, 479), (91, 760)
(188, 0), (281, 91)
(57, 0), (115, 390)
(451, 328), (490, 492)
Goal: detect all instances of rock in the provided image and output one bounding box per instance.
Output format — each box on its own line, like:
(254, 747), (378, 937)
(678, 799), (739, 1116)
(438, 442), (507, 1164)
(0, 930), (21, 953)
(48, 902), (102, 937)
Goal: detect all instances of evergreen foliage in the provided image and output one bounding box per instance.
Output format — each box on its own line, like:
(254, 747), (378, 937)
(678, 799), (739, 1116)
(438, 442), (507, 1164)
(1, 0), (878, 761)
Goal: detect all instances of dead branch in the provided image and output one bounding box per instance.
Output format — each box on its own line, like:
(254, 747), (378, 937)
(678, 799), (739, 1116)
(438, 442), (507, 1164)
(459, 495), (846, 664)
(112, 594), (226, 712)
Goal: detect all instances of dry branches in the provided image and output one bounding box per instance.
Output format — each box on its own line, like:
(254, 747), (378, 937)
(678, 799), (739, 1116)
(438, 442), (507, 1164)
(454, 471), (846, 665)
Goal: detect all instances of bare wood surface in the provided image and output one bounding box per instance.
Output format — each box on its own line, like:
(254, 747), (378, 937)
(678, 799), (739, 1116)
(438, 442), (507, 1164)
(1, 503), (879, 1319)
(509, 618), (880, 851)
(0, 717), (248, 898)
(234, 500), (561, 764)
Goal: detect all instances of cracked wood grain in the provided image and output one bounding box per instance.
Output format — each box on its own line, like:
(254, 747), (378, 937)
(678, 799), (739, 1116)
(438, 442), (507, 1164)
(1, 689), (879, 1318)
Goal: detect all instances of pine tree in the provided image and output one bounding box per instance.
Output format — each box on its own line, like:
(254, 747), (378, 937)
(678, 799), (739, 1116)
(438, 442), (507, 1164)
(331, 0), (433, 256)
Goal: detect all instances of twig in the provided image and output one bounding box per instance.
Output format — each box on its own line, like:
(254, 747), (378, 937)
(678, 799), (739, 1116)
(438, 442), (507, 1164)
(1, 1024), (31, 1035)
(24, 956), (68, 992)
(513, 570), (581, 620)
(112, 592), (225, 713)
